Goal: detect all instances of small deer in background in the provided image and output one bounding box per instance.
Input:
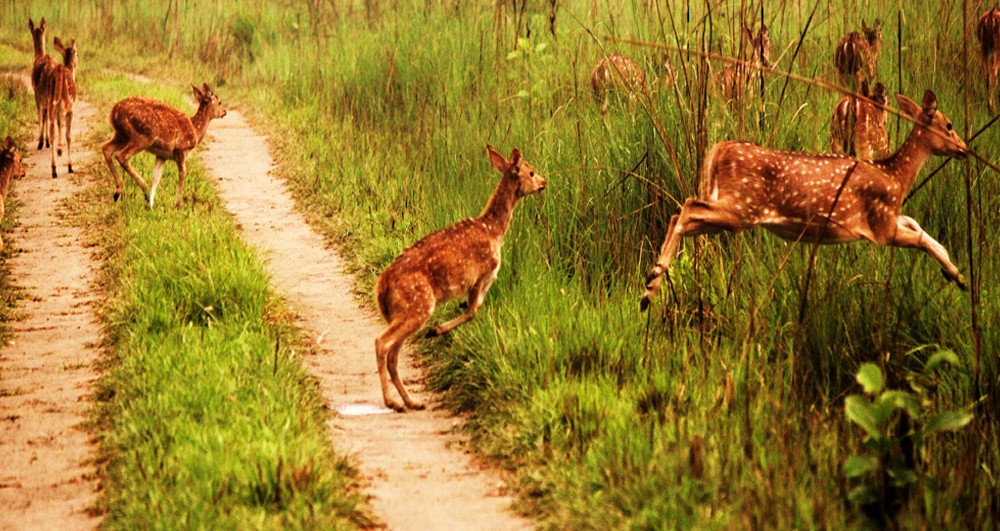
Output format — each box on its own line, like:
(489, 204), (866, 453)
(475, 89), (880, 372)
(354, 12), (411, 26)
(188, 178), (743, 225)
(835, 19), (882, 89)
(28, 18), (56, 152)
(0, 137), (27, 250)
(641, 90), (969, 311)
(591, 53), (646, 115)
(374, 146), (546, 412)
(977, 8), (1000, 112)
(715, 22), (771, 106)
(830, 80), (890, 160)
(101, 83), (227, 208)
(48, 36), (77, 178)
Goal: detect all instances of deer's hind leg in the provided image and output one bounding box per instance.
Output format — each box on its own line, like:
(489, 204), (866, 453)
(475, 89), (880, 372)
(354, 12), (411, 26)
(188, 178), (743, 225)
(375, 302), (432, 412)
(115, 141), (153, 202)
(102, 134), (127, 201)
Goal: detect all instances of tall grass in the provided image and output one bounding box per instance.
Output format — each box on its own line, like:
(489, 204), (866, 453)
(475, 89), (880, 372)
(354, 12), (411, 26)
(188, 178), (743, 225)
(3, 0), (996, 527)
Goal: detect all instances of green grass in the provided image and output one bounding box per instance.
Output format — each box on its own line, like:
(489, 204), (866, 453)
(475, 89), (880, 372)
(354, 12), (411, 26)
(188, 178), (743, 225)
(2, 0), (996, 528)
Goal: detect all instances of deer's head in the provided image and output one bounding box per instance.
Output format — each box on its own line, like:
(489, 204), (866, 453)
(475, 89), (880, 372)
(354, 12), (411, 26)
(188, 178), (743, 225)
(3, 137), (26, 181)
(862, 19), (883, 49)
(488, 145), (545, 197)
(193, 83), (227, 120)
(28, 17), (45, 46)
(898, 91), (968, 160)
(53, 37), (77, 69)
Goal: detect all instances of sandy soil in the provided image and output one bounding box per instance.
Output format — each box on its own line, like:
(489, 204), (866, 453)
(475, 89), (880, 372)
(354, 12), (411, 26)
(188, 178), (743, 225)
(0, 93), (102, 529)
(200, 109), (532, 530)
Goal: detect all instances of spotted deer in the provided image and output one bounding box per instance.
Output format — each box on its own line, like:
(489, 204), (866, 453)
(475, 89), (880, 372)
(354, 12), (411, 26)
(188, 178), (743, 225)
(834, 19), (882, 89)
(591, 53), (646, 115)
(0, 137), (27, 250)
(977, 8), (1000, 112)
(641, 91), (969, 311)
(101, 83), (227, 208)
(48, 36), (77, 178)
(374, 146), (546, 412)
(28, 18), (56, 152)
(830, 80), (890, 160)
(716, 22), (771, 106)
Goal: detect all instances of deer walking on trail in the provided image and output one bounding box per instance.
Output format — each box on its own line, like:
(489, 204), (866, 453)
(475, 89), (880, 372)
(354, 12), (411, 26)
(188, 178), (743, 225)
(28, 18), (56, 152)
(834, 20), (882, 89)
(830, 80), (890, 161)
(977, 8), (1000, 112)
(374, 146), (546, 412)
(48, 36), (77, 178)
(591, 53), (646, 116)
(102, 83), (227, 208)
(0, 137), (27, 250)
(640, 91), (969, 312)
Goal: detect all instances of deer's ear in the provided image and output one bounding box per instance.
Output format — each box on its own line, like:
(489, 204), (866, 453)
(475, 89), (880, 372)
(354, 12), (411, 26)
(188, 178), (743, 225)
(895, 93), (922, 120)
(3, 136), (15, 154)
(41, 17), (46, 29)
(54, 37), (65, 53)
(202, 83), (212, 95)
(28, 18), (35, 32)
(487, 145), (507, 173)
(921, 90), (938, 115)
(192, 85), (204, 101)
(509, 148), (522, 167)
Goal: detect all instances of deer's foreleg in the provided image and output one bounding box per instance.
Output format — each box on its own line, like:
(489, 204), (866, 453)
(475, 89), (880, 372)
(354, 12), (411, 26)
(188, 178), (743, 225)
(890, 215), (966, 290)
(428, 269), (498, 337)
(174, 155), (188, 208)
(64, 109), (73, 174)
(148, 158), (167, 209)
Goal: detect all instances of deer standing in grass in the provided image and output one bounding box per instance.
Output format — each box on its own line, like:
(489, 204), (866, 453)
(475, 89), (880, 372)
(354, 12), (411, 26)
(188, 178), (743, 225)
(977, 8), (1000, 112)
(0, 137), (27, 250)
(830, 80), (890, 160)
(48, 36), (77, 178)
(591, 53), (646, 116)
(102, 83), (227, 208)
(834, 20), (882, 89)
(374, 146), (546, 412)
(716, 23), (771, 106)
(641, 91), (969, 311)
(28, 18), (56, 152)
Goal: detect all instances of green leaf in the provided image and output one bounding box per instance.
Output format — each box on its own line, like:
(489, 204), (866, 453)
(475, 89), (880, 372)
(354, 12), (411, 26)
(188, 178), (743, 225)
(845, 395), (882, 439)
(506, 50), (523, 61)
(856, 363), (884, 395)
(515, 89), (530, 99)
(880, 390), (922, 419)
(535, 42), (548, 53)
(926, 350), (961, 371)
(516, 37), (530, 49)
(843, 455), (878, 478)
(848, 484), (877, 504)
(923, 410), (973, 435)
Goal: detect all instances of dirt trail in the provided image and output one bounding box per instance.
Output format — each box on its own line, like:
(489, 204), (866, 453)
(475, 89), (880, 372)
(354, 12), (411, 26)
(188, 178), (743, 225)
(200, 109), (531, 530)
(0, 93), (102, 529)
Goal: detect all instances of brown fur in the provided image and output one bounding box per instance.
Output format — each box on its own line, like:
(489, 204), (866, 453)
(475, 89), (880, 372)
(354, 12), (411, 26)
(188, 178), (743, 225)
(48, 36), (77, 178)
(830, 81), (889, 160)
(101, 83), (227, 208)
(374, 146), (546, 412)
(641, 90), (969, 311)
(590, 53), (646, 115)
(834, 19), (882, 89)
(28, 18), (56, 153)
(977, 9), (1000, 111)
(715, 23), (771, 106)
(0, 137), (27, 249)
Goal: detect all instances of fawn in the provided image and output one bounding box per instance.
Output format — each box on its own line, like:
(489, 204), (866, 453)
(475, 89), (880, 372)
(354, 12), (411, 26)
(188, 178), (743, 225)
(716, 22), (771, 106)
(48, 37), (77, 178)
(977, 8), (1000, 111)
(830, 80), (890, 160)
(102, 83), (227, 208)
(641, 90), (969, 311)
(28, 18), (56, 152)
(374, 146), (546, 412)
(0, 137), (27, 250)
(834, 20), (882, 89)
(591, 53), (646, 115)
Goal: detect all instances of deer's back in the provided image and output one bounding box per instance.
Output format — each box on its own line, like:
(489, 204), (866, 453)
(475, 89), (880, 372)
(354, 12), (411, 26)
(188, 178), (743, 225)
(835, 33), (870, 74)
(592, 55), (645, 95)
(53, 64), (76, 106)
(31, 56), (56, 92)
(111, 97), (198, 152)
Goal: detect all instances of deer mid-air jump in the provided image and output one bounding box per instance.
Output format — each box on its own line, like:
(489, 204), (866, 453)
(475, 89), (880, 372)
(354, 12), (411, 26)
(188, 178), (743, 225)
(834, 19), (882, 89)
(641, 90), (969, 311)
(28, 18), (56, 152)
(374, 146), (546, 412)
(977, 8), (1000, 111)
(830, 80), (890, 160)
(102, 83), (227, 208)
(48, 36), (77, 178)
(0, 137), (27, 250)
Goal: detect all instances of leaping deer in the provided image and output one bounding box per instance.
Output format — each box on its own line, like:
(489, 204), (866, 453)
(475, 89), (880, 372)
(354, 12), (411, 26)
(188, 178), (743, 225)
(641, 90), (969, 312)
(374, 146), (546, 412)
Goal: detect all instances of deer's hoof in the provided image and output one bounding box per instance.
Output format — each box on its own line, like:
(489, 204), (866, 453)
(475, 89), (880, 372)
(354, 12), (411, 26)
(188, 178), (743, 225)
(640, 296), (651, 312)
(51, 169), (57, 179)
(386, 401), (406, 413)
(406, 401), (426, 411)
(57, 148), (62, 156)
(425, 327), (440, 339)
(113, 191), (121, 202)
(68, 165), (74, 174)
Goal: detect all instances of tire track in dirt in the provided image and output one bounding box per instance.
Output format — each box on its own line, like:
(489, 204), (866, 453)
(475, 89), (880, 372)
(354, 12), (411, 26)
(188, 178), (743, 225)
(0, 87), (102, 529)
(200, 109), (531, 530)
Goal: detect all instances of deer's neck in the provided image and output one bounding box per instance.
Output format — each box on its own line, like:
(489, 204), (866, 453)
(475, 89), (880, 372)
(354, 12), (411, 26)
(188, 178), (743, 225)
(478, 173), (520, 239)
(190, 105), (214, 145)
(881, 124), (933, 192)
(32, 40), (44, 60)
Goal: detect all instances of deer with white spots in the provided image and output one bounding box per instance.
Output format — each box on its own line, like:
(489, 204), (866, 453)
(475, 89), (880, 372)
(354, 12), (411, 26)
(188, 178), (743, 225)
(716, 22), (771, 106)
(0, 137), (26, 250)
(641, 91), (969, 311)
(48, 36), (77, 178)
(591, 53), (646, 116)
(830, 80), (890, 160)
(101, 83), (227, 208)
(28, 18), (56, 152)
(374, 146), (546, 412)
(977, 8), (1000, 112)
(834, 20), (882, 89)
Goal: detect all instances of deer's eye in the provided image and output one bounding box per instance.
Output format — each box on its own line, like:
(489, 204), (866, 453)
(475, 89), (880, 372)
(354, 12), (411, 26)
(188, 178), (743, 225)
(529, 171), (535, 177)
(946, 122), (953, 131)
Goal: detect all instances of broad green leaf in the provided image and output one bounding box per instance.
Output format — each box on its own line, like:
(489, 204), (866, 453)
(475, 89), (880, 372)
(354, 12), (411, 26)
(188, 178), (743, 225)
(926, 350), (961, 371)
(506, 50), (523, 61)
(845, 395), (882, 439)
(843, 455), (878, 478)
(515, 89), (530, 99)
(923, 410), (973, 434)
(535, 42), (548, 53)
(880, 390), (922, 419)
(856, 363), (884, 395)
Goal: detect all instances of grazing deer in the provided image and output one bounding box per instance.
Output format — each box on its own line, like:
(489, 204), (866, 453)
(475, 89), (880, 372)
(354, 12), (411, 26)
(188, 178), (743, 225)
(641, 91), (969, 311)
(591, 53), (646, 115)
(830, 80), (890, 160)
(28, 18), (56, 152)
(101, 83), (227, 208)
(977, 8), (1000, 112)
(374, 146), (546, 412)
(0, 137), (27, 250)
(716, 22), (771, 106)
(48, 37), (77, 178)
(835, 19), (882, 89)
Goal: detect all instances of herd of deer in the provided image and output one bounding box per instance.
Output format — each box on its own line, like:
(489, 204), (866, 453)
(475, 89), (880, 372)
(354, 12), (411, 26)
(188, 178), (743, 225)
(2, 15), (994, 413)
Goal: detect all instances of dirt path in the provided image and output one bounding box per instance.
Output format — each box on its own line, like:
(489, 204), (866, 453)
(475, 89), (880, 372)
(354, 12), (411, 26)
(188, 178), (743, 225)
(200, 109), (531, 530)
(0, 92), (102, 529)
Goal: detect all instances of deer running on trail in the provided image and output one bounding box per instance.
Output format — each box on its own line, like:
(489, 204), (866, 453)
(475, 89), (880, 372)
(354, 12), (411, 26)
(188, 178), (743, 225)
(48, 36), (77, 178)
(830, 80), (890, 160)
(591, 53), (646, 116)
(640, 90), (969, 312)
(977, 8), (1000, 112)
(834, 20), (882, 89)
(28, 18), (56, 152)
(374, 146), (546, 412)
(102, 83), (227, 208)
(0, 137), (27, 250)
